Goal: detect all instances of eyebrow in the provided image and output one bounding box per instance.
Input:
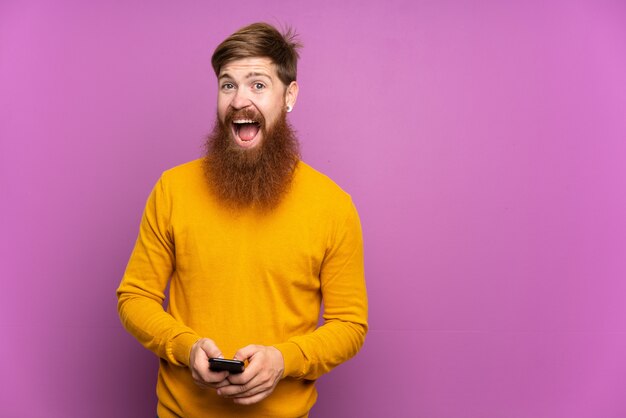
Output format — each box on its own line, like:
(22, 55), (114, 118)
(218, 72), (273, 81)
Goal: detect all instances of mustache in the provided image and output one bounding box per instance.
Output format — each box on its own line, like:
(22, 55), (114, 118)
(225, 107), (266, 125)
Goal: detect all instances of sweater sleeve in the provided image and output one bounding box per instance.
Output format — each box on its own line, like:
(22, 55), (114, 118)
(274, 198), (368, 380)
(116, 176), (200, 367)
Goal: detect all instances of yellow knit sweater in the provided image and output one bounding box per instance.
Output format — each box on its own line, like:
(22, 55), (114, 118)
(117, 159), (368, 418)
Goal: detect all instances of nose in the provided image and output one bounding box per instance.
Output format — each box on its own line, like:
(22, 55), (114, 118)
(230, 88), (253, 110)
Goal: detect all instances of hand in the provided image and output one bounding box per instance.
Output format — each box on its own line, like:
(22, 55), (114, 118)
(189, 338), (230, 389)
(216, 345), (284, 405)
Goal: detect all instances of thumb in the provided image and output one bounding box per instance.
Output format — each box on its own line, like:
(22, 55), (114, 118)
(233, 344), (259, 361)
(199, 338), (223, 359)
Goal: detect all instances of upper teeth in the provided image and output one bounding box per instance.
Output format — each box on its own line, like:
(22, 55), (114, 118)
(233, 119), (256, 124)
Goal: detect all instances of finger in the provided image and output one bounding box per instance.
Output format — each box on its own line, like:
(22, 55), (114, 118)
(233, 344), (260, 362)
(199, 339), (223, 359)
(193, 371), (219, 388)
(194, 359), (229, 384)
(227, 350), (265, 385)
(231, 389), (273, 405)
(218, 374), (268, 398)
(189, 338), (234, 391)
(217, 382), (250, 398)
(191, 339), (228, 384)
(198, 375), (229, 390)
(205, 370), (230, 384)
(225, 351), (265, 385)
(226, 366), (256, 385)
(208, 379), (231, 389)
(195, 363), (228, 383)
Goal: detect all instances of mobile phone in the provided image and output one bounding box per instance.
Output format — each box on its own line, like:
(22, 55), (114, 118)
(209, 358), (245, 374)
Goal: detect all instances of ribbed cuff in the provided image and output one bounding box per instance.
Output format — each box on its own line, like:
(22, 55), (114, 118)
(273, 341), (305, 378)
(170, 333), (201, 366)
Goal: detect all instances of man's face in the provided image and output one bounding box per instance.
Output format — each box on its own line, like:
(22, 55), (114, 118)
(217, 57), (298, 150)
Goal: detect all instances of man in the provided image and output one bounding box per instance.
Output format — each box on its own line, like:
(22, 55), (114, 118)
(117, 22), (368, 418)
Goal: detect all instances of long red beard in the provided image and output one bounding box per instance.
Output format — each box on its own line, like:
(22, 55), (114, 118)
(203, 110), (300, 209)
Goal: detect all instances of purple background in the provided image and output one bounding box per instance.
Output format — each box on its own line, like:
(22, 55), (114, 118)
(2, 1), (626, 417)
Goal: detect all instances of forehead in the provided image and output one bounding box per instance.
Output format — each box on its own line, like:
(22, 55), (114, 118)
(219, 57), (277, 79)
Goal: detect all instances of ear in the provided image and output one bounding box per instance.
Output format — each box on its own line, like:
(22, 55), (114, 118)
(285, 81), (299, 112)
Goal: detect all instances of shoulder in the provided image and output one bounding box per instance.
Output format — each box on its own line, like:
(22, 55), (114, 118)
(161, 158), (204, 180)
(291, 161), (357, 216)
(148, 159), (210, 208)
(294, 161), (350, 198)
(157, 158), (206, 189)
(291, 162), (363, 246)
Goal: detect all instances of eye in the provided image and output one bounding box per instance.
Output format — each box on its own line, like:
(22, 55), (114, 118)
(253, 82), (265, 90)
(221, 82), (235, 90)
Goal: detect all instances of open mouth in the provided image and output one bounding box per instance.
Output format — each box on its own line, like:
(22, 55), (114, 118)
(232, 119), (261, 144)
